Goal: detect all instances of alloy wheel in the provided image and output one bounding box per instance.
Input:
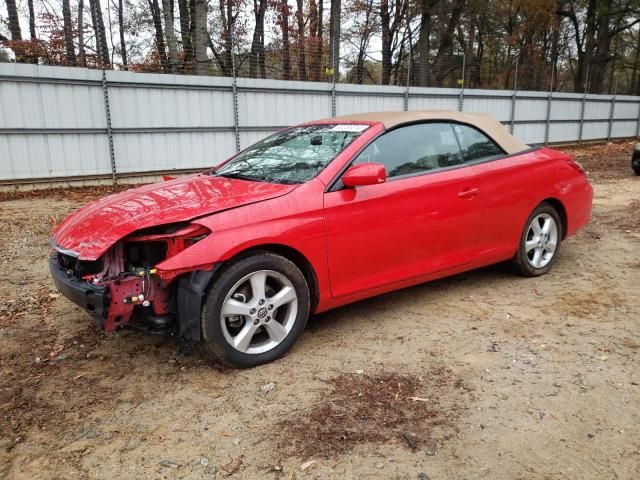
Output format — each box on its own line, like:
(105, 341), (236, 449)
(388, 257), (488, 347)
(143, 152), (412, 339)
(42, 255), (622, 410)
(525, 213), (558, 269)
(220, 270), (298, 354)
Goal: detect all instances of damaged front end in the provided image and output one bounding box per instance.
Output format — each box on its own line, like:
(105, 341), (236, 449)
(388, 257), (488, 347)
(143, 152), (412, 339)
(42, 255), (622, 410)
(50, 223), (213, 336)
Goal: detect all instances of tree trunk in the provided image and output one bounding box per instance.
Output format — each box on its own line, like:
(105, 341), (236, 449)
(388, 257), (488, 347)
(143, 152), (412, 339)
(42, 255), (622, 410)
(78, 0), (86, 66)
(118, 0), (127, 68)
(296, 0), (306, 80)
(178, 0), (193, 70)
(250, 0), (267, 78)
(163, 0), (179, 72)
(579, 0), (597, 93)
(308, 0), (319, 80)
(631, 28), (640, 95)
(222, 0), (234, 76)
(432, 0), (465, 86)
(590, 0), (614, 94)
(380, 0), (391, 84)
(89, 0), (110, 66)
(355, 0), (374, 84)
(329, 0), (341, 80)
(550, 16), (560, 91)
(148, 0), (168, 72)
(5, 0), (22, 42)
(280, 0), (291, 80)
(416, 0), (434, 87)
(63, 0), (77, 65)
(28, 0), (36, 39)
(317, 0), (323, 78)
(194, 0), (208, 74)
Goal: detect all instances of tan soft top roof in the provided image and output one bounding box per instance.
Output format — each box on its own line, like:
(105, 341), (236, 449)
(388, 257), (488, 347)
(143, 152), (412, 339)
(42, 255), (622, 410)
(321, 110), (529, 155)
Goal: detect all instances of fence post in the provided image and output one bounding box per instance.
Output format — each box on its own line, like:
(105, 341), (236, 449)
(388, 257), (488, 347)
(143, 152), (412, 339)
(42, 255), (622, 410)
(328, 36), (337, 117)
(509, 59), (518, 135)
(578, 92), (587, 144)
(331, 82), (336, 117)
(404, 57), (411, 112)
(101, 70), (117, 186)
(544, 64), (554, 145)
(230, 41), (241, 153)
(636, 100), (640, 138)
(458, 53), (465, 112)
(607, 93), (616, 143)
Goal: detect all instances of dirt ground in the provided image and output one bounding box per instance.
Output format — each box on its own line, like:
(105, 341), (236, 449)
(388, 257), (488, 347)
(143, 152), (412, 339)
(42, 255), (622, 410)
(1, 141), (639, 479)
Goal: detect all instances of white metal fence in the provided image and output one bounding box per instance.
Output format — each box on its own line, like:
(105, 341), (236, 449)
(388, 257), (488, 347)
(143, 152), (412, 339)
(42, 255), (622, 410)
(1, 63), (640, 186)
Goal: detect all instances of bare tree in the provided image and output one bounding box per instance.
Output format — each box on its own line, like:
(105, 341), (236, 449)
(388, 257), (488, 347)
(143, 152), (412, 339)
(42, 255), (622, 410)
(78, 0), (87, 66)
(416, 0), (437, 86)
(308, 0), (322, 80)
(249, 0), (267, 78)
(380, 0), (407, 84)
(278, 0), (291, 79)
(208, 0), (240, 76)
(431, 0), (465, 86)
(27, 0), (36, 39)
(63, 0), (77, 65)
(178, 0), (194, 70)
(5, 0), (22, 42)
(348, 0), (377, 84)
(114, 0), (127, 68)
(194, 0), (208, 74)
(296, 0), (307, 80)
(163, 0), (179, 72)
(329, 0), (341, 79)
(89, 0), (110, 65)
(148, 0), (168, 71)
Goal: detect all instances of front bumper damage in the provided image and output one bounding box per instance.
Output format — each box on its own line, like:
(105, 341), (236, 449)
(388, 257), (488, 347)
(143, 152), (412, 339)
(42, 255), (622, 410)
(49, 253), (108, 327)
(49, 251), (170, 331)
(50, 226), (216, 341)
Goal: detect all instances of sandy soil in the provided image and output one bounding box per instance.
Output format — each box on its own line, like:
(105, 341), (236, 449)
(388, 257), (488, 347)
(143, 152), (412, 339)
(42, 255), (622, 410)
(1, 142), (639, 479)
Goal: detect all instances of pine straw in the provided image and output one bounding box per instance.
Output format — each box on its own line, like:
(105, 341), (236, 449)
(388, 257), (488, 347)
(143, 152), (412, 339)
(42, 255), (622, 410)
(277, 368), (467, 459)
(0, 185), (140, 203)
(561, 140), (637, 180)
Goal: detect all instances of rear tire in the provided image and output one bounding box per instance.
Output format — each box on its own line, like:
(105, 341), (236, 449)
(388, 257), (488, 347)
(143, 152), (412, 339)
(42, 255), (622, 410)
(511, 203), (563, 277)
(200, 252), (310, 368)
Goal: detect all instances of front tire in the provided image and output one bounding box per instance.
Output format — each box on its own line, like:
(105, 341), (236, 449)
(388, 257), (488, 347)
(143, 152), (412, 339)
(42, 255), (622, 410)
(200, 252), (310, 368)
(512, 203), (563, 277)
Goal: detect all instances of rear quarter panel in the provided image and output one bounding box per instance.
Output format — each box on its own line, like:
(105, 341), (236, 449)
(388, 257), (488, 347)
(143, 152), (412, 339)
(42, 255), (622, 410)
(471, 147), (592, 264)
(550, 149), (594, 237)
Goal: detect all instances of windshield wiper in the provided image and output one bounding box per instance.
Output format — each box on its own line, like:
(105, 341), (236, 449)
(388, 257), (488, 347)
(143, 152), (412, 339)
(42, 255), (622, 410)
(217, 172), (263, 182)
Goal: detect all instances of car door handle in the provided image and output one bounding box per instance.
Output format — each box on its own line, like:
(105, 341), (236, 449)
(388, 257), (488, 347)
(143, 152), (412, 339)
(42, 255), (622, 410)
(458, 188), (480, 199)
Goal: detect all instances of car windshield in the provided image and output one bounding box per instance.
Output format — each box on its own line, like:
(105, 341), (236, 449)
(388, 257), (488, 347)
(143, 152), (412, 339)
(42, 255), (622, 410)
(214, 124), (370, 184)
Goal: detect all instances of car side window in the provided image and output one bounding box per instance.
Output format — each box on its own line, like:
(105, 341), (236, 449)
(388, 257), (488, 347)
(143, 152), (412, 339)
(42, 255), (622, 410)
(354, 123), (462, 178)
(452, 124), (504, 163)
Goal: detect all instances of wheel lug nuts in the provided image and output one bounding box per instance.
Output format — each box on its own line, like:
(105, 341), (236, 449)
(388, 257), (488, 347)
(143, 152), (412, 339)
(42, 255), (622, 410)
(259, 299), (265, 305)
(250, 308), (256, 314)
(268, 304), (274, 310)
(265, 317), (271, 322)
(253, 319), (259, 325)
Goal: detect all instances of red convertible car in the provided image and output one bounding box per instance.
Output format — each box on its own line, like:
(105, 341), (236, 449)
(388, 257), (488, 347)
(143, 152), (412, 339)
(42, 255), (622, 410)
(50, 110), (593, 367)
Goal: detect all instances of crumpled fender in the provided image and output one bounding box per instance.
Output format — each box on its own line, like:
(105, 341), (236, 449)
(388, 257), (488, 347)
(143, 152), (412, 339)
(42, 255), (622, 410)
(155, 180), (331, 298)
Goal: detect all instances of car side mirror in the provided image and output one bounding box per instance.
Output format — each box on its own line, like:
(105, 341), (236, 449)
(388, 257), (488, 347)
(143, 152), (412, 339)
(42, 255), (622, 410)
(342, 163), (387, 188)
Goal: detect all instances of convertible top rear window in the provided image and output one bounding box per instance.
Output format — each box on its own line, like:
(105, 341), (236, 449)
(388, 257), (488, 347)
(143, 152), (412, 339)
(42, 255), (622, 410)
(215, 124), (369, 184)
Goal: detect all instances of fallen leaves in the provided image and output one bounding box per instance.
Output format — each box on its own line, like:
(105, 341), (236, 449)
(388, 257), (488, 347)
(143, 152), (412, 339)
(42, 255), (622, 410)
(277, 370), (465, 458)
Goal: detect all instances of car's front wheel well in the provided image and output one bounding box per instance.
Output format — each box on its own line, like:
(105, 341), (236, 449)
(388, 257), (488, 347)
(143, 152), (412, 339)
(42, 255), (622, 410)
(224, 244), (319, 314)
(540, 198), (567, 239)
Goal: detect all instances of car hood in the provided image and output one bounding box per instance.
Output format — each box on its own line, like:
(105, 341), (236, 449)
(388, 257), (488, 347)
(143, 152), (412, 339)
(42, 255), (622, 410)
(53, 174), (296, 260)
